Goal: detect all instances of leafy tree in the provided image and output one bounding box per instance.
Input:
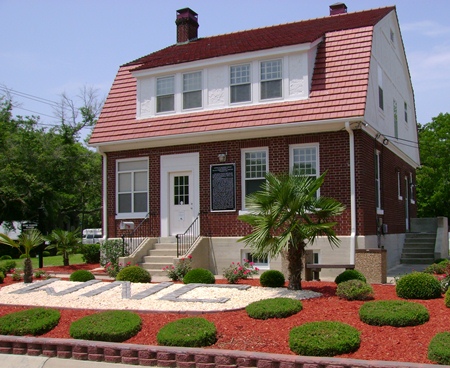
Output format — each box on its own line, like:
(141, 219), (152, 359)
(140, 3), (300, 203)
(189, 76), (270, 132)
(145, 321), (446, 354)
(238, 172), (345, 290)
(416, 113), (450, 218)
(45, 229), (82, 266)
(0, 229), (44, 283)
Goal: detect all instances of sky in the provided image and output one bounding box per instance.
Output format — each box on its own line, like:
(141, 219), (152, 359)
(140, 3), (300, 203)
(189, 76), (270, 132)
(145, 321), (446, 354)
(1, 0), (450, 135)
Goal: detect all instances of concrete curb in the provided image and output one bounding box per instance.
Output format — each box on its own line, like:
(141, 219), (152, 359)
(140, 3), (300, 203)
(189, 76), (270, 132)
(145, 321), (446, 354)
(0, 335), (442, 367)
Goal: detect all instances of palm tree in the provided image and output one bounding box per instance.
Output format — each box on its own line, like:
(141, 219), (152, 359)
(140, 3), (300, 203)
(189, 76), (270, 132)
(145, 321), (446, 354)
(238, 172), (345, 290)
(45, 229), (81, 266)
(0, 229), (44, 283)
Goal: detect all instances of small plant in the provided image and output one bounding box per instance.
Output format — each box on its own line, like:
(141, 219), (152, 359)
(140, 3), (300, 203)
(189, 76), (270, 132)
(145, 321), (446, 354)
(289, 321), (360, 356)
(428, 332), (450, 365)
(162, 255), (192, 281)
(424, 260), (449, 275)
(11, 270), (22, 281)
(34, 270), (51, 279)
(2, 260), (16, 273)
(359, 300), (429, 327)
(259, 270), (285, 288)
(246, 298), (302, 319)
(80, 243), (101, 264)
(336, 279), (374, 301)
(69, 270), (96, 282)
(222, 259), (259, 284)
(157, 317), (217, 347)
(445, 288), (450, 308)
(0, 271), (4, 284)
(0, 255), (12, 260)
(334, 269), (366, 284)
(116, 265), (151, 283)
(183, 268), (215, 284)
(396, 272), (442, 299)
(100, 239), (124, 277)
(70, 310), (142, 342)
(0, 308), (60, 336)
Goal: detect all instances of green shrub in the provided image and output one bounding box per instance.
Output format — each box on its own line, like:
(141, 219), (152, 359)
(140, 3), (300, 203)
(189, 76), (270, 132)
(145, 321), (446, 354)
(428, 332), (450, 365)
(0, 271), (4, 283)
(42, 251), (51, 257)
(0, 255), (12, 260)
(396, 272), (442, 299)
(70, 311), (142, 342)
(34, 270), (50, 279)
(163, 256), (192, 281)
(359, 300), (429, 327)
(246, 298), (302, 319)
(334, 269), (366, 284)
(157, 317), (217, 347)
(289, 321), (360, 356)
(336, 279), (374, 301)
(445, 289), (450, 308)
(259, 270), (285, 288)
(116, 266), (151, 283)
(0, 308), (60, 336)
(424, 260), (449, 274)
(183, 268), (215, 284)
(69, 270), (96, 282)
(80, 243), (101, 264)
(100, 239), (123, 277)
(19, 254), (27, 259)
(2, 260), (16, 273)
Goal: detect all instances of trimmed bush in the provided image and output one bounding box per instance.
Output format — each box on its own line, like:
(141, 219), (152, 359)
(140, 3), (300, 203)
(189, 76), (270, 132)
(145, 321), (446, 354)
(69, 270), (96, 282)
(428, 332), (450, 365)
(289, 321), (360, 356)
(336, 279), (374, 301)
(2, 260), (16, 273)
(0, 255), (12, 260)
(80, 243), (101, 264)
(157, 317), (217, 347)
(0, 271), (4, 283)
(183, 268), (215, 284)
(116, 266), (151, 283)
(334, 269), (366, 284)
(0, 308), (60, 336)
(424, 260), (449, 274)
(359, 300), (429, 327)
(246, 298), (302, 319)
(70, 310), (142, 342)
(259, 270), (285, 288)
(396, 272), (442, 299)
(445, 288), (450, 308)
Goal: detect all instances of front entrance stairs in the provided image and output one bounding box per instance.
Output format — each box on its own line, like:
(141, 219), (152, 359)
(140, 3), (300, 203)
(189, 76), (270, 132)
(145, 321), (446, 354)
(139, 237), (177, 276)
(400, 232), (436, 264)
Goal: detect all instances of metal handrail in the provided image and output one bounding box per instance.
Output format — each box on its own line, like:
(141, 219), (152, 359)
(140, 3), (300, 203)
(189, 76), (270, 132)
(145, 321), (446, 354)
(121, 212), (154, 256)
(176, 213), (200, 257)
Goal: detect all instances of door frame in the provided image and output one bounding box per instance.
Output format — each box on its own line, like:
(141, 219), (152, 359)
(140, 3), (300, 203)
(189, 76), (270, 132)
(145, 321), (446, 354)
(161, 152), (199, 237)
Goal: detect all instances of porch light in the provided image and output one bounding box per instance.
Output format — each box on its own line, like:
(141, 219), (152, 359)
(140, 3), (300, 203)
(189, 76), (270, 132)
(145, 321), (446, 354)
(218, 153), (227, 162)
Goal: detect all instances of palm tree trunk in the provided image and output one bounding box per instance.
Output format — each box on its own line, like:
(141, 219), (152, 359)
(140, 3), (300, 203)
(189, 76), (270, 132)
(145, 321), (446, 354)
(63, 251), (69, 266)
(287, 241), (306, 290)
(23, 257), (33, 283)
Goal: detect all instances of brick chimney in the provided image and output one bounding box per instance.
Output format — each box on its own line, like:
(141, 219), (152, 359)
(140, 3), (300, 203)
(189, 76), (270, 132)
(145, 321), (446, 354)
(329, 3), (348, 16)
(176, 8), (199, 43)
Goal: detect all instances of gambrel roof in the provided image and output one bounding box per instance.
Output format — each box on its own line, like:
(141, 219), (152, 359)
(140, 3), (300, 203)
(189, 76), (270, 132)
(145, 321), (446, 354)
(90, 6), (395, 146)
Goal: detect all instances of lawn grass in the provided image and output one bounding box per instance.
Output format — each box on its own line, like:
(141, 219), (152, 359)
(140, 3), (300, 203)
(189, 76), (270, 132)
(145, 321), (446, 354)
(5, 254), (85, 270)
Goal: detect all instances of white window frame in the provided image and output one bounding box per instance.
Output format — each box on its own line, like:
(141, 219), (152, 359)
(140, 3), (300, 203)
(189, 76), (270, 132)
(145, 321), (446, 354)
(410, 172), (416, 204)
(393, 99), (398, 139)
(241, 147), (268, 211)
(260, 59), (282, 100)
(241, 250), (269, 270)
(116, 158), (149, 219)
(378, 66), (384, 111)
(404, 101), (408, 124)
(375, 150), (383, 214)
(230, 64), (251, 104)
(156, 75), (175, 113)
(182, 71), (202, 110)
(289, 143), (320, 196)
(397, 171), (403, 200)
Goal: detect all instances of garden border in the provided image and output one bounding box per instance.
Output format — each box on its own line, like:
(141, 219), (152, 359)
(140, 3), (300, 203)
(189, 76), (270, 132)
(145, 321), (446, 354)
(0, 335), (441, 367)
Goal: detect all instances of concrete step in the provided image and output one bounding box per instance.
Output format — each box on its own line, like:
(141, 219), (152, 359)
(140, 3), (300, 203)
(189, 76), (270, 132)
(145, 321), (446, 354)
(400, 258), (434, 264)
(153, 243), (177, 250)
(401, 247), (435, 254)
(143, 255), (175, 263)
(401, 252), (434, 258)
(147, 249), (177, 257)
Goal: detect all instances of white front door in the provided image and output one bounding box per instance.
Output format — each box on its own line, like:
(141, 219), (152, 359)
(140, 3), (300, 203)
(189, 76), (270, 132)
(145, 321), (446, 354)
(169, 172), (194, 235)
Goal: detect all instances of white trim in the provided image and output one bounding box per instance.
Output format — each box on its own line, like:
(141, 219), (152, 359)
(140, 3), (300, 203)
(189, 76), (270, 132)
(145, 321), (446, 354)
(375, 149), (382, 212)
(241, 147), (269, 211)
(344, 122), (356, 265)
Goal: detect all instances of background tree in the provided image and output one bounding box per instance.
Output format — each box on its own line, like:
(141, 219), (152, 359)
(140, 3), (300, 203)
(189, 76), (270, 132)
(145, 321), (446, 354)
(238, 172), (345, 290)
(46, 229), (82, 266)
(416, 113), (450, 219)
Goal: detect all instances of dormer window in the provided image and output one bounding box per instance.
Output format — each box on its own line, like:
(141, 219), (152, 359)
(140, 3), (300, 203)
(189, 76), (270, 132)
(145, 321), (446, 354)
(183, 71), (202, 109)
(230, 64), (251, 103)
(156, 76), (175, 113)
(261, 59), (282, 100)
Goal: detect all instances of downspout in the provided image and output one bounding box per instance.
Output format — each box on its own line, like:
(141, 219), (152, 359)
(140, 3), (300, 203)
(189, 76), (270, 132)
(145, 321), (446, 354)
(100, 151), (108, 242)
(345, 122), (356, 264)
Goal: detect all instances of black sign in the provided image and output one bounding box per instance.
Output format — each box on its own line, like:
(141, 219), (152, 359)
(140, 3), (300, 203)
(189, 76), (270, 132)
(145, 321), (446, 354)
(21, 222), (38, 231)
(211, 164), (236, 212)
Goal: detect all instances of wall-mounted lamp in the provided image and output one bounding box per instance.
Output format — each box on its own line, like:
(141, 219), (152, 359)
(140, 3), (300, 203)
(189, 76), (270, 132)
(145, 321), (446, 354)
(218, 153), (227, 163)
(382, 138), (389, 146)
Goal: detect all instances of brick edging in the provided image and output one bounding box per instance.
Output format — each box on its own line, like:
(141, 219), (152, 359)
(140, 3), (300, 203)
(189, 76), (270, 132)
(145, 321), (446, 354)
(0, 335), (441, 367)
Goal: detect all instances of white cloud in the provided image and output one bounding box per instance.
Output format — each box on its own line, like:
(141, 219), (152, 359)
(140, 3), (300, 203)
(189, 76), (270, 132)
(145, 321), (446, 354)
(402, 20), (450, 37)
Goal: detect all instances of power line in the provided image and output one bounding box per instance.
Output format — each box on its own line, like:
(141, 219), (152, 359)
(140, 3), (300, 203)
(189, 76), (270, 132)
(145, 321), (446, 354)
(0, 86), (60, 108)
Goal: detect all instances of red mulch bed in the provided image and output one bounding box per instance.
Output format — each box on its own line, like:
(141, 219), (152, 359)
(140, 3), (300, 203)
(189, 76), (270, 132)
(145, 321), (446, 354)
(0, 264), (448, 364)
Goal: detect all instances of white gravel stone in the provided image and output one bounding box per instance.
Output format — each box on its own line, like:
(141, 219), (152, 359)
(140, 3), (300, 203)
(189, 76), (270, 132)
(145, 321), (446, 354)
(0, 279), (322, 312)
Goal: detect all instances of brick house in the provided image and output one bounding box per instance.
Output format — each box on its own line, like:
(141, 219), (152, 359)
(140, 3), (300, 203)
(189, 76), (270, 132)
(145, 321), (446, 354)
(89, 4), (419, 278)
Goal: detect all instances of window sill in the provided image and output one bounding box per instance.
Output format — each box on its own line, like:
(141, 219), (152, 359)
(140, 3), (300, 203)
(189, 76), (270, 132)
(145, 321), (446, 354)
(116, 213), (148, 220)
(376, 209), (384, 215)
(398, 196), (403, 201)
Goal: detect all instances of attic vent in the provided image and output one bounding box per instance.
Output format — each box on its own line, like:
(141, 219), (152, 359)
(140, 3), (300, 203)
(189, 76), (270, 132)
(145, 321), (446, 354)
(329, 2), (348, 16)
(176, 8), (199, 44)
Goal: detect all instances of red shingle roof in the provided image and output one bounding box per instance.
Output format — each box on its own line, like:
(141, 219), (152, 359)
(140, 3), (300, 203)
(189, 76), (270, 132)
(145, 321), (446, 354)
(90, 7), (395, 146)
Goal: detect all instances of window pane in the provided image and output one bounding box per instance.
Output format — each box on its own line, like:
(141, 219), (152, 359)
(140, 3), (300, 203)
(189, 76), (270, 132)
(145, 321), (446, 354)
(261, 80), (282, 100)
(231, 65), (250, 84)
(183, 90), (202, 109)
(261, 60), (282, 81)
(231, 84), (250, 103)
(118, 193), (132, 213)
(118, 160), (147, 171)
(157, 76), (174, 95)
(134, 171), (147, 191)
(157, 95), (174, 113)
(245, 151), (266, 178)
(118, 173), (131, 192)
(292, 147), (316, 176)
(246, 179), (265, 197)
(134, 193), (148, 213)
(183, 72), (202, 92)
